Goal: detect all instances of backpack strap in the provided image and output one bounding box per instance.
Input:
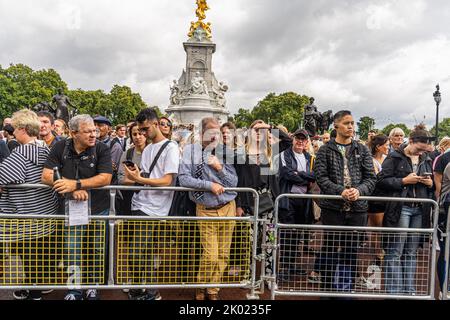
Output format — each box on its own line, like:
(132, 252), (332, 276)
(126, 147), (134, 162)
(148, 140), (172, 175)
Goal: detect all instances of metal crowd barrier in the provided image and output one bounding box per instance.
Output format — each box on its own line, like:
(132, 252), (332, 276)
(0, 184), (261, 300)
(444, 205), (450, 300)
(271, 194), (440, 300)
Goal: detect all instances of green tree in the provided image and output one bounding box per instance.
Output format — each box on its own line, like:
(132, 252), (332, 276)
(0, 63), (149, 126)
(251, 92), (309, 132)
(381, 123), (411, 137)
(357, 116), (375, 140)
(233, 108), (253, 128)
(431, 118), (450, 141)
(0, 64), (67, 120)
(233, 92), (310, 132)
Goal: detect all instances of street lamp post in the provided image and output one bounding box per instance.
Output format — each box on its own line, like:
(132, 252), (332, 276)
(433, 84), (442, 139)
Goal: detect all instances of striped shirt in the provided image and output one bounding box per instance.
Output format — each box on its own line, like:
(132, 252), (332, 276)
(0, 143), (58, 241)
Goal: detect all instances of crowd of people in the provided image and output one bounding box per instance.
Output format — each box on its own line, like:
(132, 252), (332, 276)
(0, 107), (449, 301)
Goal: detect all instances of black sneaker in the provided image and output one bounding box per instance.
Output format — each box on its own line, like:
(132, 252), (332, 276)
(292, 268), (307, 276)
(128, 289), (152, 300)
(147, 290), (162, 300)
(277, 271), (292, 282)
(13, 290), (29, 300)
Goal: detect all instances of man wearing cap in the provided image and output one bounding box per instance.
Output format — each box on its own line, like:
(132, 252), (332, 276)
(94, 116), (123, 183)
(277, 129), (316, 280)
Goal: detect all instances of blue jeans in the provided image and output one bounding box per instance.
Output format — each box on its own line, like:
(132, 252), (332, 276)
(384, 206), (422, 294)
(65, 209), (109, 295)
(437, 202), (449, 291)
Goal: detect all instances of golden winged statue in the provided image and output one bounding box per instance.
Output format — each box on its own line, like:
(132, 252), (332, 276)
(188, 0), (212, 40)
(195, 0), (209, 21)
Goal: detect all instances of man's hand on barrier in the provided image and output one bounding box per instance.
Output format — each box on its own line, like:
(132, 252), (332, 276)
(72, 190), (89, 201)
(53, 178), (77, 194)
(347, 188), (360, 202)
(402, 173), (421, 185)
(236, 207), (245, 217)
(211, 182), (225, 196)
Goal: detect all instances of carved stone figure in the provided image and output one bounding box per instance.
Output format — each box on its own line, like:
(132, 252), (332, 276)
(211, 82), (228, 107)
(170, 80), (181, 105)
(51, 88), (77, 124)
(189, 72), (209, 95)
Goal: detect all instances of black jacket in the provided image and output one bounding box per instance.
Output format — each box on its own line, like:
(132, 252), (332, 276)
(0, 140), (10, 163)
(377, 145), (434, 228)
(314, 139), (376, 213)
(278, 148), (315, 211)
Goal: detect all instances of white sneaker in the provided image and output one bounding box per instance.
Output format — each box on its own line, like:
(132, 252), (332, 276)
(85, 289), (99, 300)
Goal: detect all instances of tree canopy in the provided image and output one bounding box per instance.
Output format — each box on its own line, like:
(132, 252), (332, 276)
(233, 92), (310, 132)
(381, 123), (411, 137)
(357, 116), (375, 140)
(0, 63), (148, 126)
(431, 118), (450, 141)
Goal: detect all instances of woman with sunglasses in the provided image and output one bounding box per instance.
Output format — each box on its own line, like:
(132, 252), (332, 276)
(159, 116), (173, 140)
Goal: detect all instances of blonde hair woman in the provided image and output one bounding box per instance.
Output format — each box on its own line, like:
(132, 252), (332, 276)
(235, 119), (275, 278)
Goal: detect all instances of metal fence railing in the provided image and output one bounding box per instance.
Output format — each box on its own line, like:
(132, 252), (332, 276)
(270, 194), (440, 300)
(443, 205), (450, 300)
(0, 184), (261, 300)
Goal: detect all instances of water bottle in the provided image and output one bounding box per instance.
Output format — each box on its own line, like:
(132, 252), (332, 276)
(53, 167), (62, 182)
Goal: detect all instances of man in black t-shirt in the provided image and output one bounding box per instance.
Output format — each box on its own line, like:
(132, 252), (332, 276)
(42, 114), (112, 301)
(434, 151), (450, 198)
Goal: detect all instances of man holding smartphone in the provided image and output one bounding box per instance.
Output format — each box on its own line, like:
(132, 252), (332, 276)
(122, 108), (179, 301)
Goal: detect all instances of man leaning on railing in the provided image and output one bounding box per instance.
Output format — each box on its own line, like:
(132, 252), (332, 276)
(178, 117), (238, 301)
(41, 114), (113, 301)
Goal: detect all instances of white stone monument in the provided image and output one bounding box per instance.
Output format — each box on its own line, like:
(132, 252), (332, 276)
(165, 0), (230, 127)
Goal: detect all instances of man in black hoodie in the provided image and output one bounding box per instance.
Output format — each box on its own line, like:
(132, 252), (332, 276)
(314, 110), (376, 291)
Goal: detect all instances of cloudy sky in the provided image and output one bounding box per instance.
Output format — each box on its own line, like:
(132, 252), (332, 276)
(0, 0), (449, 128)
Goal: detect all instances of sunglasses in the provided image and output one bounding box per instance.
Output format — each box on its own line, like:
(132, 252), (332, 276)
(160, 121), (172, 128)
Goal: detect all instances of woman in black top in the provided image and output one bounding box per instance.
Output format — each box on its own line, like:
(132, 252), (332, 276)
(234, 120), (275, 278)
(378, 124), (434, 295)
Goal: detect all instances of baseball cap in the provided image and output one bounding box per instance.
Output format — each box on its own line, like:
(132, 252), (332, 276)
(293, 129), (309, 139)
(93, 115), (112, 126)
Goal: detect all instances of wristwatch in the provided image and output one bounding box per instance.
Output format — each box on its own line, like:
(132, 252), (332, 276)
(76, 179), (82, 191)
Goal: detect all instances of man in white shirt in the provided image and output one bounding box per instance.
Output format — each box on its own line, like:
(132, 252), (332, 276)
(278, 129), (316, 280)
(123, 108), (179, 301)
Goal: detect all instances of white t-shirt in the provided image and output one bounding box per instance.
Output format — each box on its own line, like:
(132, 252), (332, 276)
(281, 151), (308, 194)
(131, 139), (180, 216)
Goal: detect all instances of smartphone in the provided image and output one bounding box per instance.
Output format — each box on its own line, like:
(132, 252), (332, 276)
(123, 160), (135, 168)
(422, 172), (432, 178)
